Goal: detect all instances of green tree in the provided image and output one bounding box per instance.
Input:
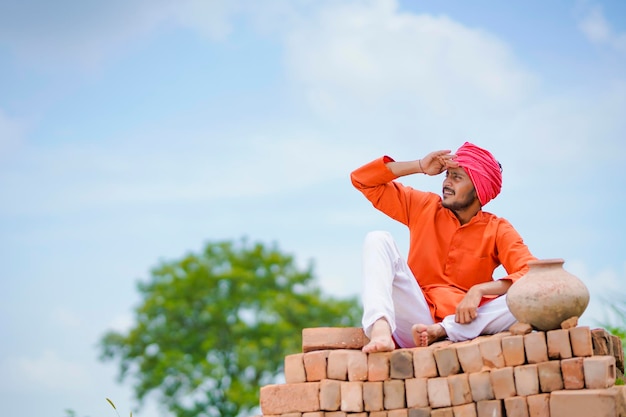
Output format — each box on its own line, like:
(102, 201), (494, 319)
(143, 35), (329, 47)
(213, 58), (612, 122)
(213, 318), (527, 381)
(100, 238), (361, 417)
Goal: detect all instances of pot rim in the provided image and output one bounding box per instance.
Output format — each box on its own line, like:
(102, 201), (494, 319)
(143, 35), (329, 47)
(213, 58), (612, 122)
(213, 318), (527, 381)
(527, 258), (565, 266)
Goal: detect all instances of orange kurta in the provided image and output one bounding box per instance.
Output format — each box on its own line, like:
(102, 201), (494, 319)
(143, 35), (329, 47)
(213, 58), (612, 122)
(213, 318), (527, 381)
(351, 156), (536, 322)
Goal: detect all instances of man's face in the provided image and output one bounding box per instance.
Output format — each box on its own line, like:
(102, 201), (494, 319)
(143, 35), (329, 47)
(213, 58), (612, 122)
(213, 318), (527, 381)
(441, 167), (478, 211)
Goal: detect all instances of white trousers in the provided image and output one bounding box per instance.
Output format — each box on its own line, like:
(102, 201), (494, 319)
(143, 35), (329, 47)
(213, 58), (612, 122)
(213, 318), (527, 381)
(361, 231), (517, 348)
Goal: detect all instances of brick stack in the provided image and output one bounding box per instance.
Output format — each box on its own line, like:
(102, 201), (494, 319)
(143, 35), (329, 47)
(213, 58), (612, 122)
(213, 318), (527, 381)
(258, 326), (626, 417)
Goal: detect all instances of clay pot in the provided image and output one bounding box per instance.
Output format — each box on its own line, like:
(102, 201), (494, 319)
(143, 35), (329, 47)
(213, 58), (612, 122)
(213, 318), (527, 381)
(506, 258), (590, 331)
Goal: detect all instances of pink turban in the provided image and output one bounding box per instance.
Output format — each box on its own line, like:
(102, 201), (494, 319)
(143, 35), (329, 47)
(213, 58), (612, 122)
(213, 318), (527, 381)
(454, 142), (502, 206)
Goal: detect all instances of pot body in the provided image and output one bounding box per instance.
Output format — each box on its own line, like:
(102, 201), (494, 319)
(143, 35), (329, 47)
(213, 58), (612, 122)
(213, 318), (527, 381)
(506, 259), (590, 331)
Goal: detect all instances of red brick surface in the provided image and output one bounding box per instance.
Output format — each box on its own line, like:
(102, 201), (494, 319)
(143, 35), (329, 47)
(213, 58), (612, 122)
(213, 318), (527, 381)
(523, 332), (548, 364)
(413, 347), (439, 378)
(340, 381), (363, 412)
(391, 349), (414, 379)
(456, 340), (484, 373)
(363, 381), (384, 412)
(490, 367), (516, 399)
(368, 351), (391, 381)
(260, 382), (320, 414)
(434, 346), (461, 377)
(550, 386), (626, 417)
(479, 337), (505, 369)
(302, 327), (368, 352)
(260, 327), (625, 417)
(504, 396), (529, 417)
(502, 335), (526, 367)
(303, 350), (329, 381)
(383, 379), (406, 410)
(547, 329), (573, 360)
(569, 326), (593, 357)
(284, 353), (306, 383)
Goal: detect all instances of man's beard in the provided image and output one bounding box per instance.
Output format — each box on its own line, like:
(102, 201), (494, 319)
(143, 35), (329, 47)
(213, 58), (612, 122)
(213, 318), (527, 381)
(442, 188), (478, 211)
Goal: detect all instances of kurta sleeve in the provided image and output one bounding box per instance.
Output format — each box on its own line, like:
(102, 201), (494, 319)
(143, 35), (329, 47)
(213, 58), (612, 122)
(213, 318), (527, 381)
(495, 220), (537, 283)
(350, 156), (420, 225)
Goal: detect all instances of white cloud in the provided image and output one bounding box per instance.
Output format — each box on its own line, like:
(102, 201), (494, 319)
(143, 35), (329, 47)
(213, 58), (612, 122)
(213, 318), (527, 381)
(284, 0), (536, 121)
(0, 126), (377, 216)
(578, 5), (626, 52)
(0, 0), (244, 70)
(6, 350), (92, 391)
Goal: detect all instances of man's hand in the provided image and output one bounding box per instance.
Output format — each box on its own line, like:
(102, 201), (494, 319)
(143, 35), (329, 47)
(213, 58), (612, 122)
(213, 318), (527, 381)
(455, 287), (483, 324)
(420, 150), (459, 175)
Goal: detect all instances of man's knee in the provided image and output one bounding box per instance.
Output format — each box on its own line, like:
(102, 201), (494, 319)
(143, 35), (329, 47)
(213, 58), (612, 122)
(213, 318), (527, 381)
(364, 230), (393, 246)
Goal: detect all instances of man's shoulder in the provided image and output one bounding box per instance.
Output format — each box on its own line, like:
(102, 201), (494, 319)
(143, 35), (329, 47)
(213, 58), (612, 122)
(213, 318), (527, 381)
(478, 210), (515, 227)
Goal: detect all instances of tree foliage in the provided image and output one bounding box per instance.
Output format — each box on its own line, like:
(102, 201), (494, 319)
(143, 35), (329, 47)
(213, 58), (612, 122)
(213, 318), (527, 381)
(100, 238), (361, 417)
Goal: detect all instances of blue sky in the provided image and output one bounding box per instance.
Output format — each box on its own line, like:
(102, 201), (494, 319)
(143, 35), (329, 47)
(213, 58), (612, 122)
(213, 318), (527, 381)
(1, 1), (625, 416)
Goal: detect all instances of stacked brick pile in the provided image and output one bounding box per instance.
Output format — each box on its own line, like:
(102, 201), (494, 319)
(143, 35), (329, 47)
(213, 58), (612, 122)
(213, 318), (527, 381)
(259, 326), (625, 417)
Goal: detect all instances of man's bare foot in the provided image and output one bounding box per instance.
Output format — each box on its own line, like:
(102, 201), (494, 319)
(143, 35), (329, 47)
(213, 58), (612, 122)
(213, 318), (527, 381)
(362, 318), (395, 353)
(411, 323), (447, 347)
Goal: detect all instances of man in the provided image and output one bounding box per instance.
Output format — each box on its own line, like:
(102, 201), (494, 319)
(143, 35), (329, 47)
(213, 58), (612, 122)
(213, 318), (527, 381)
(351, 142), (536, 353)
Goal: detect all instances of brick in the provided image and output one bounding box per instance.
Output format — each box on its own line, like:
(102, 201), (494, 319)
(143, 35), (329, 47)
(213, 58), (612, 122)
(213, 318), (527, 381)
(427, 377), (452, 408)
(303, 350), (329, 381)
(526, 393), (549, 417)
(363, 381), (384, 412)
(327, 350), (349, 380)
(431, 408), (454, 417)
(260, 382), (320, 414)
(479, 337), (505, 369)
(514, 364), (540, 396)
(510, 322), (533, 335)
(611, 335), (624, 373)
(388, 409), (409, 417)
(434, 346), (461, 377)
(347, 350), (368, 381)
(285, 353), (307, 383)
(524, 332), (548, 364)
(432, 340), (454, 349)
(592, 328), (613, 356)
(452, 403), (477, 417)
(391, 349), (415, 379)
(547, 329), (573, 359)
(455, 340), (484, 373)
(583, 355), (616, 389)
(340, 381), (363, 412)
(447, 374), (472, 406)
(475, 400), (503, 417)
(405, 378), (429, 408)
(325, 412), (347, 417)
(302, 412), (324, 417)
(490, 367), (516, 399)
(560, 316), (578, 329)
(502, 335), (526, 367)
(371, 412), (389, 417)
(408, 408), (431, 417)
(468, 371), (495, 402)
(302, 327), (368, 352)
(569, 326), (593, 357)
(384, 379), (406, 410)
(504, 396), (529, 417)
(320, 379), (342, 411)
(282, 413), (302, 417)
(561, 357), (585, 389)
(427, 408), (452, 417)
(537, 360), (564, 392)
(549, 386), (626, 417)
(368, 351), (392, 381)
(414, 347), (439, 378)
